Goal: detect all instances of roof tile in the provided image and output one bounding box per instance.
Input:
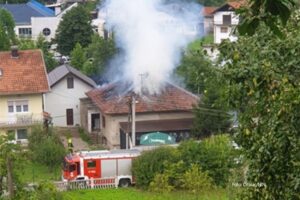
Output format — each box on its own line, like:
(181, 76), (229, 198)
(0, 49), (50, 95)
(86, 82), (199, 115)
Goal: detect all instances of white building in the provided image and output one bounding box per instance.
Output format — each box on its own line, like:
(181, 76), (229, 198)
(212, 2), (242, 44)
(45, 64), (96, 127)
(0, 0), (77, 41)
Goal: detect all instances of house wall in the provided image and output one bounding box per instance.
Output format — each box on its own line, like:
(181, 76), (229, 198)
(31, 17), (60, 41)
(0, 94), (44, 141)
(45, 76), (94, 127)
(102, 112), (194, 149)
(213, 11), (239, 44)
(0, 94), (44, 124)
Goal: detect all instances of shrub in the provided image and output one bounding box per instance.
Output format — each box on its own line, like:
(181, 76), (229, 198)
(132, 146), (180, 188)
(28, 126), (66, 169)
(78, 127), (92, 145)
(181, 164), (214, 193)
(179, 135), (235, 186)
(149, 173), (174, 193)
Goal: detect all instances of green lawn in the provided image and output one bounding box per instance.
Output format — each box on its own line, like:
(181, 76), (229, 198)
(63, 188), (228, 200)
(19, 160), (61, 183)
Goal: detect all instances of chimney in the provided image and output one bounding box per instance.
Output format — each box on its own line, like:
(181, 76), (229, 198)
(11, 45), (19, 58)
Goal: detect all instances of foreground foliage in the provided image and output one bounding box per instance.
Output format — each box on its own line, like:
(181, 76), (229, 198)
(28, 126), (66, 170)
(133, 135), (236, 192)
(220, 12), (300, 199)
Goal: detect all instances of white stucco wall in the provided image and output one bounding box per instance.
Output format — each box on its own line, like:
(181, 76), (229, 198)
(31, 17), (60, 41)
(213, 11), (239, 44)
(45, 76), (94, 127)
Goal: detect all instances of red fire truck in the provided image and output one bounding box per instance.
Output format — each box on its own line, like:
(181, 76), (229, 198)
(62, 149), (140, 187)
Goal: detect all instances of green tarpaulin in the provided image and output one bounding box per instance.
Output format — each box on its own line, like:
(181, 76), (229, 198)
(140, 132), (176, 145)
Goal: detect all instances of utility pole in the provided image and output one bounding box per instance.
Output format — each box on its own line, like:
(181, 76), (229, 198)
(131, 94), (136, 147)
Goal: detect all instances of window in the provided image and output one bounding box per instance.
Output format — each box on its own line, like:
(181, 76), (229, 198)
(7, 100), (28, 113)
(223, 15), (231, 25)
(8, 101), (14, 113)
(67, 77), (74, 89)
(17, 129), (27, 140)
(87, 160), (96, 168)
(221, 27), (228, 33)
(18, 28), (32, 38)
(42, 28), (51, 36)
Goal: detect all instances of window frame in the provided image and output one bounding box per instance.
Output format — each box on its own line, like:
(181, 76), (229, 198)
(7, 100), (29, 113)
(87, 160), (96, 168)
(67, 76), (74, 89)
(220, 26), (228, 33)
(222, 15), (232, 25)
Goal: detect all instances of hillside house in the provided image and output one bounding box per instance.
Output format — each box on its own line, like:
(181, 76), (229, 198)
(80, 82), (199, 149)
(45, 64), (96, 127)
(0, 48), (49, 143)
(212, 1), (243, 44)
(0, 0), (77, 41)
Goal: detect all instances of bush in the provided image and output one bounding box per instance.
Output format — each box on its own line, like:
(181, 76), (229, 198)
(78, 127), (92, 145)
(178, 135), (235, 187)
(181, 164), (214, 193)
(149, 173), (174, 193)
(28, 126), (66, 169)
(132, 146), (180, 188)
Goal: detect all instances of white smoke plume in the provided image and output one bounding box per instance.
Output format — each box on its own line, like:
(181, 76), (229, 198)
(102, 0), (203, 94)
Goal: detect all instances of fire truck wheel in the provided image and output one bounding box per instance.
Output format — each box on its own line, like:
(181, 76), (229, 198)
(118, 179), (131, 188)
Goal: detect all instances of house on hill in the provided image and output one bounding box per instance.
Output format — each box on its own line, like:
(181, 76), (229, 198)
(0, 48), (49, 143)
(212, 1), (244, 44)
(0, 0), (77, 41)
(45, 64), (96, 127)
(80, 82), (199, 149)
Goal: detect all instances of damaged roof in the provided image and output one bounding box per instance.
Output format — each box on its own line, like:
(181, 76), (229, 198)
(86, 82), (199, 115)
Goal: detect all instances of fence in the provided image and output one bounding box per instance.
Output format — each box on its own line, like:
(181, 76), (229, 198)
(54, 177), (117, 191)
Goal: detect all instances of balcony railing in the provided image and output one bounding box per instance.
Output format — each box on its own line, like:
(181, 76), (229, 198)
(0, 113), (44, 128)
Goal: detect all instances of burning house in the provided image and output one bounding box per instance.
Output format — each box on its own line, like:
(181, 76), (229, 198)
(80, 82), (199, 149)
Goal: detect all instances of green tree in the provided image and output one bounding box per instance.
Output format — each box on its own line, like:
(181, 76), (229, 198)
(237, 0), (296, 37)
(219, 12), (300, 199)
(0, 8), (16, 50)
(36, 34), (58, 72)
(0, 134), (23, 199)
(84, 34), (116, 76)
(17, 34), (58, 72)
(70, 43), (87, 70)
(55, 5), (93, 56)
(177, 44), (230, 138)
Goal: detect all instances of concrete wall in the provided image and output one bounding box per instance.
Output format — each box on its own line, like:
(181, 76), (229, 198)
(45, 76), (94, 127)
(213, 11), (239, 44)
(101, 112), (194, 149)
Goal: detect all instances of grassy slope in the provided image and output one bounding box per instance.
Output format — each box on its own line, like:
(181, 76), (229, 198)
(63, 188), (228, 200)
(18, 161), (61, 183)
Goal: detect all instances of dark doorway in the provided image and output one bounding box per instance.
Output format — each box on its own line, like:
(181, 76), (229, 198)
(91, 113), (100, 131)
(66, 109), (74, 126)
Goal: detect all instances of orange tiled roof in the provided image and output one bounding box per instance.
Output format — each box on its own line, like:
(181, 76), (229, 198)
(0, 49), (49, 95)
(228, 0), (246, 9)
(86, 82), (200, 115)
(203, 7), (217, 16)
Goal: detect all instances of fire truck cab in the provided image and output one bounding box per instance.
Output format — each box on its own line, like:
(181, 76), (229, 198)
(62, 149), (140, 187)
